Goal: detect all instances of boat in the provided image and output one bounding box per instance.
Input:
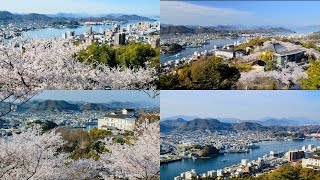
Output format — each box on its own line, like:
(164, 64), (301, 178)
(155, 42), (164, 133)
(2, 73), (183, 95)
(247, 144), (260, 149)
(192, 156), (197, 160)
(221, 159), (227, 162)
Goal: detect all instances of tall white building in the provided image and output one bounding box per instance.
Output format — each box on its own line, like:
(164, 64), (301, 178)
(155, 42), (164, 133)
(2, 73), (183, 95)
(241, 159), (249, 166)
(308, 144), (315, 151)
(127, 24), (132, 34)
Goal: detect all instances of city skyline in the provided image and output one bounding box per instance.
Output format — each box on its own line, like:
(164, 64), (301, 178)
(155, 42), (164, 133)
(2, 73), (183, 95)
(161, 1), (320, 27)
(0, 0), (159, 16)
(32, 90), (160, 105)
(161, 91), (320, 120)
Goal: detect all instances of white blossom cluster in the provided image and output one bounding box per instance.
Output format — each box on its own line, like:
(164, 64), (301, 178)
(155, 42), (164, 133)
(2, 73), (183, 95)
(239, 62), (307, 89)
(101, 121), (160, 180)
(0, 128), (101, 179)
(0, 38), (157, 92)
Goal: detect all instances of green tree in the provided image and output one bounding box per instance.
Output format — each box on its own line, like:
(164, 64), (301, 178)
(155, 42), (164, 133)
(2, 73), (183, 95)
(89, 127), (112, 141)
(76, 43), (159, 68)
(198, 145), (219, 157)
(56, 127), (109, 160)
(41, 121), (58, 132)
(258, 50), (276, 71)
(301, 60), (320, 89)
(160, 73), (181, 90)
(192, 58), (240, 89)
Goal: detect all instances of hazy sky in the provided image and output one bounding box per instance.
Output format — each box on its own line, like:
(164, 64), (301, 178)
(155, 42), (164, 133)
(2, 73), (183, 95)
(161, 1), (320, 26)
(161, 91), (320, 120)
(1, 0), (159, 16)
(33, 90), (160, 105)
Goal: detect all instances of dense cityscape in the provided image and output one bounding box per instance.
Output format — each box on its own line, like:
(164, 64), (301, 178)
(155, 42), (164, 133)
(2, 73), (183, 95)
(160, 91), (320, 180)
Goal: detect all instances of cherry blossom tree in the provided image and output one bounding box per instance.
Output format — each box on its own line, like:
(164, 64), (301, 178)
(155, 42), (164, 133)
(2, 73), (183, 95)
(100, 121), (160, 180)
(0, 128), (104, 179)
(238, 62), (307, 89)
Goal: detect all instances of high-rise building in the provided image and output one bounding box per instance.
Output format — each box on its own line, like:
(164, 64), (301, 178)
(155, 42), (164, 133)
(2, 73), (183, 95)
(88, 26), (93, 35)
(126, 24), (132, 33)
(151, 35), (160, 49)
(114, 33), (126, 45)
(64, 31), (75, 39)
(62, 32), (67, 39)
(241, 159), (249, 166)
(308, 144), (315, 151)
(288, 150), (305, 162)
(112, 24), (120, 33)
(105, 30), (113, 39)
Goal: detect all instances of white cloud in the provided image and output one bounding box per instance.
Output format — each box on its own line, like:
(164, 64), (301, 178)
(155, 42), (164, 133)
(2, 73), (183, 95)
(161, 1), (254, 26)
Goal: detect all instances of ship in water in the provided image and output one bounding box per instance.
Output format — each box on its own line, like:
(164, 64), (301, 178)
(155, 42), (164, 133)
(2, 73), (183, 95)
(246, 143), (260, 149)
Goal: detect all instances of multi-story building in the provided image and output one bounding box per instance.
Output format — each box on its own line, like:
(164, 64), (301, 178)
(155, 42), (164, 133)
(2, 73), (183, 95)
(174, 169), (197, 180)
(302, 154), (320, 170)
(88, 26), (93, 35)
(288, 150), (305, 162)
(98, 109), (137, 131)
(308, 144), (315, 151)
(67, 31), (75, 39)
(114, 32), (126, 45)
(151, 35), (160, 49)
(127, 24), (132, 34)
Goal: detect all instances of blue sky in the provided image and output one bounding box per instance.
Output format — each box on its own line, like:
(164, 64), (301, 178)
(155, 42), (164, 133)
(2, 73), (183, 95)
(33, 90), (160, 105)
(1, 0), (159, 16)
(161, 91), (320, 120)
(161, 1), (320, 26)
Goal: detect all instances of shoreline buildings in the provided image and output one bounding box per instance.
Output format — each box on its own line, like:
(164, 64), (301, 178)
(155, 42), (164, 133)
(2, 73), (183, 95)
(61, 21), (160, 48)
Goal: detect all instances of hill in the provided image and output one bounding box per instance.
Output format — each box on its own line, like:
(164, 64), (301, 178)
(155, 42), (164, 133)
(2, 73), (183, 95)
(160, 118), (187, 132)
(0, 11), (153, 23)
(161, 115), (199, 121)
(176, 118), (233, 131)
(161, 118), (271, 132)
(0, 11), (52, 22)
(232, 122), (268, 131)
(161, 25), (293, 35)
(13, 100), (158, 112)
(79, 103), (111, 111)
(161, 25), (195, 34)
(31, 100), (79, 111)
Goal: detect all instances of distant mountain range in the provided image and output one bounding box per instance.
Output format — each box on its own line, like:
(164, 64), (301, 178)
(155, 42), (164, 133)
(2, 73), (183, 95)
(161, 118), (268, 132)
(161, 116), (320, 129)
(0, 11), (153, 22)
(0, 11), (52, 21)
(161, 118), (320, 133)
(161, 25), (293, 34)
(10, 99), (159, 112)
